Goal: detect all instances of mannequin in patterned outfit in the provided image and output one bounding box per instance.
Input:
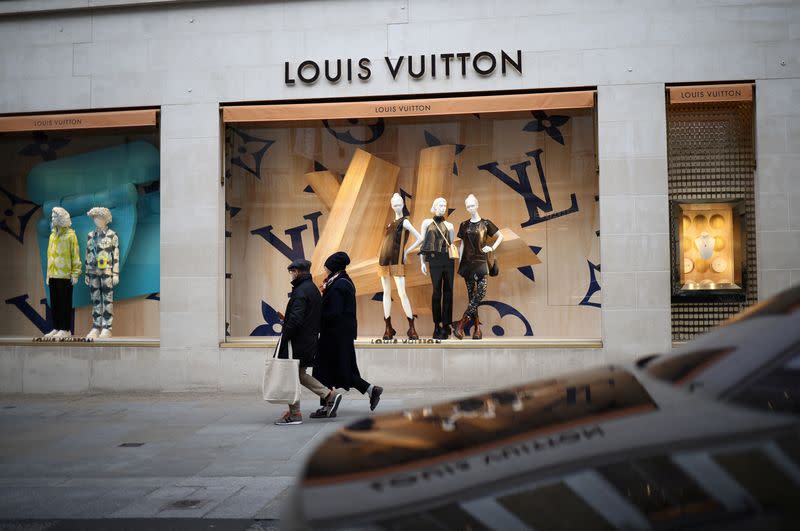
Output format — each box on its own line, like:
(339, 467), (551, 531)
(377, 193), (423, 340)
(44, 207), (81, 338)
(454, 194), (503, 340)
(84, 207), (119, 339)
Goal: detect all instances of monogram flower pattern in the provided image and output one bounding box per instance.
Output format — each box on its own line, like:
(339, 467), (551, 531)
(0, 186), (40, 244)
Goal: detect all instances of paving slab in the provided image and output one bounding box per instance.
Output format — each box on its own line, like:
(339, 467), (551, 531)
(0, 390), (465, 523)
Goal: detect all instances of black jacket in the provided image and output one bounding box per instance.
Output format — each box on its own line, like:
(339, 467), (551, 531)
(313, 272), (360, 390)
(278, 273), (321, 367)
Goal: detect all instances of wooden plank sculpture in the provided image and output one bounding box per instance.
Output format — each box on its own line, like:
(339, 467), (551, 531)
(303, 169), (341, 211)
(310, 149), (400, 285)
(308, 145), (541, 296)
(409, 145), (456, 229)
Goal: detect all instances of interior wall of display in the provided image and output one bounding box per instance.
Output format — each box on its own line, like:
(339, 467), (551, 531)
(224, 98), (601, 341)
(0, 128), (161, 338)
(666, 98), (757, 341)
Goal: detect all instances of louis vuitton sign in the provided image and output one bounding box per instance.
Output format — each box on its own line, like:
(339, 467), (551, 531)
(668, 83), (753, 104)
(285, 50), (523, 85)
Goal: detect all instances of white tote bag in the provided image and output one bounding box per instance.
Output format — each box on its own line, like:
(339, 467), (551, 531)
(262, 336), (301, 404)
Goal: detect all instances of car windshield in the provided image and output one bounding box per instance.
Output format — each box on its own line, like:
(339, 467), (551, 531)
(303, 366), (656, 486)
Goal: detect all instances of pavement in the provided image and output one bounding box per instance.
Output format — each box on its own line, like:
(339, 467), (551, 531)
(0, 389), (469, 530)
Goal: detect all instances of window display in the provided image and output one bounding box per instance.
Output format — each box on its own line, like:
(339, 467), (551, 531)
(0, 125), (160, 339)
(224, 95), (600, 341)
(672, 200), (746, 299)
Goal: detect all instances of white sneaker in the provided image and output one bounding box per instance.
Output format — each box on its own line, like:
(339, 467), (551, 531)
(86, 328), (100, 339)
(44, 329), (58, 338)
(54, 330), (71, 339)
(99, 329), (112, 339)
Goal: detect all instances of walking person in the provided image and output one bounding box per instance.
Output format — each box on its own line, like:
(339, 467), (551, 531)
(274, 259), (342, 426)
(313, 252), (383, 416)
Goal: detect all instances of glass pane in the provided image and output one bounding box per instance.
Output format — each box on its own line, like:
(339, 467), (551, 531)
(0, 129), (160, 338)
(713, 450), (800, 513)
(377, 504), (489, 531)
(645, 347), (735, 385)
(225, 106), (600, 341)
(498, 482), (614, 531)
(597, 456), (721, 525)
(303, 367), (655, 483)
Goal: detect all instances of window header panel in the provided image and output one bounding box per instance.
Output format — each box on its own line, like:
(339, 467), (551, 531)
(222, 91), (596, 123)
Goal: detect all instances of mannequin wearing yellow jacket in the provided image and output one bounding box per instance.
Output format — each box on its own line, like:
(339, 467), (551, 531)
(44, 207), (81, 338)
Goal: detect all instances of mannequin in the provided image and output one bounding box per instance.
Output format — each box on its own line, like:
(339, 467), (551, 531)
(420, 197), (456, 339)
(44, 207), (81, 338)
(695, 231), (714, 260)
(85, 207), (120, 339)
(377, 193), (423, 340)
(454, 194), (503, 340)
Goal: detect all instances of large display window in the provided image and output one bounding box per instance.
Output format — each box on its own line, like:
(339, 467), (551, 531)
(0, 111), (160, 341)
(223, 92), (600, 342)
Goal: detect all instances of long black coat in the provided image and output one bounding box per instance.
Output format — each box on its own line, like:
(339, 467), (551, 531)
(313, 273), (360, 390)
(278, 273), (321, 367)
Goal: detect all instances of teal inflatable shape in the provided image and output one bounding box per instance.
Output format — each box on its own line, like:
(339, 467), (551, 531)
(27, 141), (160, 308)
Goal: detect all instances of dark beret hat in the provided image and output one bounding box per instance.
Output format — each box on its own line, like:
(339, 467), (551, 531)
(287, 258), (312, 271)
(324, 251), (351, 273)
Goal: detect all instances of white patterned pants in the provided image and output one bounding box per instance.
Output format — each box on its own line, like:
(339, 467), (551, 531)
(87, 273), (114, 330)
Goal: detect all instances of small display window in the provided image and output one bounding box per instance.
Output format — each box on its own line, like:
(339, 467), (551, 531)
(671, 200), (747, 301)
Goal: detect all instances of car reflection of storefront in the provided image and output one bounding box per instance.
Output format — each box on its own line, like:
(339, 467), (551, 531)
(289, 286), (800, 530)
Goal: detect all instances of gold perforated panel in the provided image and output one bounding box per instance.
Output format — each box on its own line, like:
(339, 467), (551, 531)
(667, 100), (757, 341)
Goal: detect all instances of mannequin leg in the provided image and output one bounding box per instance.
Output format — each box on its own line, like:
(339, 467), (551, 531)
(380, 275), (393, 318)
(441, 262), (454, 337)
(393, 276), (418, 339)
(89, 274), (103, 331)
(392, 276), (413, 319)
(430, 263), (444, 330)
(379, 275), (396, 340)
(101, 277), (114, 331)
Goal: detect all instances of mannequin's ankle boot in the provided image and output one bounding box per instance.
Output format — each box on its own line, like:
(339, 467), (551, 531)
(453, 315), (471, 340)
(432, 324), (442, 340)
(407, 316), (419, 340)
(472, 316), (482, 340)
(382, 317), (396, 340)
(441, 324), (452, 340)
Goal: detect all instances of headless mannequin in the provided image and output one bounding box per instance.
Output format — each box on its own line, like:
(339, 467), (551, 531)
(45, 208), (80, 339)
(420, 198), (456, 339)
(454, 194), (503, 340)
(379, 193), (423, 340)
(85, 208), (119, 339)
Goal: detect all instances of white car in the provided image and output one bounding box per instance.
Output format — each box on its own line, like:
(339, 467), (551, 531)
(285, 286), (800, 530)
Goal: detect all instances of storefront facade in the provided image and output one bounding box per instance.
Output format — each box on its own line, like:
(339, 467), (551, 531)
(0, 0), (797, 393)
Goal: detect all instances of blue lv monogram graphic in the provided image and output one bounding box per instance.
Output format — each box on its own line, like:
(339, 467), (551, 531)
(250, 211), (323, 261)
(478, 149), (578, 228)
(4, 294), (63, 334)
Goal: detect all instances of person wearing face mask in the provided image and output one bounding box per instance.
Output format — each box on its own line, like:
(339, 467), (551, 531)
(454, 194), (503, 340)
(44, 207), (81, 339)
(419, 197), (456, 339)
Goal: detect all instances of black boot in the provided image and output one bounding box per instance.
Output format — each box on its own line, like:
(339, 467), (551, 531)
(383, 317), (396, 340)
(440, 324), (452, 340)
(432, 324), (442, 340)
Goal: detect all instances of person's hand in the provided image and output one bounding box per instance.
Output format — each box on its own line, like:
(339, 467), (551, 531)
(482, 246), (494, 253)
(421, 262), (428, 276)
(70, 276), (78, 286)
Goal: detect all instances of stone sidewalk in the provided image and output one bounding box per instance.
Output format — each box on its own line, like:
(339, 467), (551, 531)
(0, 389), (467, 527)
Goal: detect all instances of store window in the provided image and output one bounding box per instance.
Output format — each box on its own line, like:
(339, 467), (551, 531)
(0, 110), (160, 340)
(223, 92), (599, 342)
(666, 83), (757, 341)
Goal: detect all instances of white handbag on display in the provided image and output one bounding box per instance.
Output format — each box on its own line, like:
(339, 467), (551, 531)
(262, 336), (301, 404)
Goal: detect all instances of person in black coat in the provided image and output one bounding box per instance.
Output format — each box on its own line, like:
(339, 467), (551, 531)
(313, 252), (383, 415)
(275, 259), (342, 425)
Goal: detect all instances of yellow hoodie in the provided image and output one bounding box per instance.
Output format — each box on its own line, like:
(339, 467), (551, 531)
(47, 226), (81, 282)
